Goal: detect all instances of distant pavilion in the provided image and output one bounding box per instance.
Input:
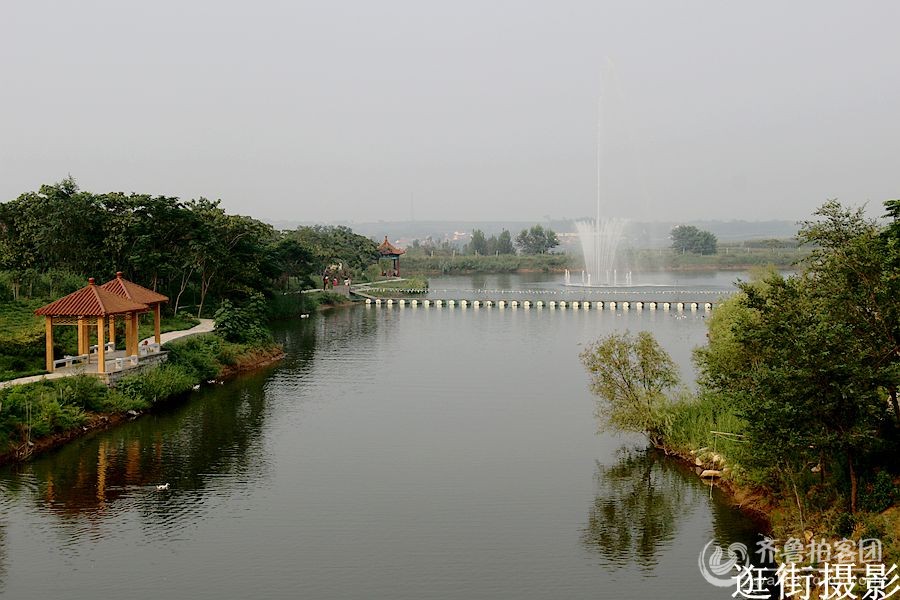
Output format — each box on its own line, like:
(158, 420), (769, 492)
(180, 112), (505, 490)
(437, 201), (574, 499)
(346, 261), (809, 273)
(377, 236), (406, 277)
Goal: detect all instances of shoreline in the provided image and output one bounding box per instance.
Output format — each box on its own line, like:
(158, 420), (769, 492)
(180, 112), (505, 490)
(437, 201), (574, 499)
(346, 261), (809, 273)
(659, 444), (775, 530)
(0, 343), (286, 467)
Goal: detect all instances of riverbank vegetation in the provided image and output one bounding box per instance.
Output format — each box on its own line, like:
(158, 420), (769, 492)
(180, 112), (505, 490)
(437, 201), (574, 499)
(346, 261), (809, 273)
(0, 332), (281, 464)
(582, 200), (900, 560)
(401, 253), (571, 275)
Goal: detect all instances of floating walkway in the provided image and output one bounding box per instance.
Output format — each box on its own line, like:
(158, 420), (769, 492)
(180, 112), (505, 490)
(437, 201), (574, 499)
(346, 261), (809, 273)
(361, 298), (716, 311)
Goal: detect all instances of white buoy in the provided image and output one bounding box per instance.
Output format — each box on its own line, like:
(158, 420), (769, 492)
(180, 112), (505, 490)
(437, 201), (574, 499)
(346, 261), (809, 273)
(511, 300), (518, 308)
(436, 300), (443, 307)
(609, 301), (616, 310)
(365, 298), (372, 304)
(690, 302), (698, 311)
(474, 300), (480, 308)
(650, 302), (657, 310)
(583, 301), (590, 309)
(536, 301), (544, 308)
(559, 301), (566, 309)
(412, 299), (418, 306)
(485, 300), (493, 307)
(498, 300), (506, 308)
(523, 300), (531, 308)
(460, 300), (468, 308)
(549, 301), (556, 309)
(636, 302), (643, 310)
(387, 298), (394, 306)
(623, 301), (630, 310)
(448, 299), (456, 307)
(663, 302), (670, 310)
(704, 302), (712, 311)
(424, 299), (431, 307)
(677, 302), (684, 311)
(399, 299), (405, 306)
(375, 298), (382, 305)
(572, 301), (580, 309)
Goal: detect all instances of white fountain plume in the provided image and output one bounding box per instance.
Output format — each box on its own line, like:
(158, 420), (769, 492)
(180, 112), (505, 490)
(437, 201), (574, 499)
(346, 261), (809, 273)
(575, 217), (627, 286)
(573, 65), (629, 287)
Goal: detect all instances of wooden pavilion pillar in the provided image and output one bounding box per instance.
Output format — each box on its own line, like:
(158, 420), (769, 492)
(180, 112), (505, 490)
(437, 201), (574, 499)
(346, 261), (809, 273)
(127, 312), (139, 356)
(154, 304), (161, 345)
(45, 316), (54, 372)
(108, 316), (116, 348)
(77, 317), (88, 356)
(124, 312), (133, 356)
(97, 316), (106, 374)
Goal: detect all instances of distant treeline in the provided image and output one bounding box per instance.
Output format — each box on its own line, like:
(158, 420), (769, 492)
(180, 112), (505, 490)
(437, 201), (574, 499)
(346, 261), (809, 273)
(0, 178), (379, 315)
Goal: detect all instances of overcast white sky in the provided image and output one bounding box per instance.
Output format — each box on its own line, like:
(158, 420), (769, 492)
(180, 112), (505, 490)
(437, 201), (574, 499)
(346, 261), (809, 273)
(2, 1), (898, 223)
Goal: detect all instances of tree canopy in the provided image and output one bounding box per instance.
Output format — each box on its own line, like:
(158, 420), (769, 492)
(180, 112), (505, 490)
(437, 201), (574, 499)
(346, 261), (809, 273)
(670, 225), (717, 255)
(0, 179), (380, 316)
(514, 225), (559, 255)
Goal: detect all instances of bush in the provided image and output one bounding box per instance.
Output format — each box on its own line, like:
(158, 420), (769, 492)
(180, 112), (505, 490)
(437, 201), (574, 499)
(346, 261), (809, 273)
(115, 364), (196, 404)
(214, 293), (271, 344)
(164, 335), (223, 381)
(862, 471), (897, 513)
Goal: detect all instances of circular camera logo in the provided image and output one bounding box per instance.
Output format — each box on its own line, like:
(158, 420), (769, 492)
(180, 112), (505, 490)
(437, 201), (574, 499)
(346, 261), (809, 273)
(698, 540), (748, 587)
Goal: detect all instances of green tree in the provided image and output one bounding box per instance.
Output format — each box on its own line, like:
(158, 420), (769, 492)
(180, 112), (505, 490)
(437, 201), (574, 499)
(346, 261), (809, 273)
(671, 225), (717, 255)
(515, 224), (560, 255)
(469, 229), (488, 255)
(580, 331), (680, 447)
(495, 230), (514, 255)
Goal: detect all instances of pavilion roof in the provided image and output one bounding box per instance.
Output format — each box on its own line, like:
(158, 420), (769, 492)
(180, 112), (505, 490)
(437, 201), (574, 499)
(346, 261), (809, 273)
(101, 272), (169, 305)
(35, 278), (150, 317)
(377, 236), (406, 256)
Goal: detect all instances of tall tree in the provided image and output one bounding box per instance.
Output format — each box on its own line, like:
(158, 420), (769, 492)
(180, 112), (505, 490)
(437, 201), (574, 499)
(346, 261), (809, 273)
(495, 230), (514, 255)
(515, 224), (560, 255)
(469, 229), (488, 255)
(671, 225), (717, 255)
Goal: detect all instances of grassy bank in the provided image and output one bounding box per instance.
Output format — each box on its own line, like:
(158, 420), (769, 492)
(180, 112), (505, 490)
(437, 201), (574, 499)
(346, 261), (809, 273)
(390, 248), (809, 276)
(625, 246), (810, 270)
(656, 392), (900, 563)
(0, 333), (282, 464)
(401, 253), (571, 275)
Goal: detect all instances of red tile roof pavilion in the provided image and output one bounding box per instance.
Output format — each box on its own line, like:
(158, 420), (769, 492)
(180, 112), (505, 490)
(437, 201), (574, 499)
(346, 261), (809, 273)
(101, 272), (169, 306)
(101, 272), (168, 351)
(35, 278), (151, 374)
(377, 236), (406, 257)
(377, 236), (406, 277)
(35, 278), (149, 317)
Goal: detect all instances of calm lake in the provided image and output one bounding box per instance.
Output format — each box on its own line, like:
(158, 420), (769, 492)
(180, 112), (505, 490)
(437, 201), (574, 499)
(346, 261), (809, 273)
(0, 272), (764, 599)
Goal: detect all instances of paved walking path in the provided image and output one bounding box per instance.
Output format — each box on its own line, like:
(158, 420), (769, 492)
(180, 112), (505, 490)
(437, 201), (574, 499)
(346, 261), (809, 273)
(0, 319), (216, 390)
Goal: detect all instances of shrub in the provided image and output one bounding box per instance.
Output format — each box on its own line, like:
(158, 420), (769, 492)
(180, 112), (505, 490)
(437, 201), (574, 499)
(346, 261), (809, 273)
(862, 471), (897, 513)
(214, 293), (271, 344)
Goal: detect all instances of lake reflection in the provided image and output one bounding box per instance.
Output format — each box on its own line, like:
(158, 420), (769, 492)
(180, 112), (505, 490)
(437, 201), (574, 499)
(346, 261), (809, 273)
(582, 446), (691, 570)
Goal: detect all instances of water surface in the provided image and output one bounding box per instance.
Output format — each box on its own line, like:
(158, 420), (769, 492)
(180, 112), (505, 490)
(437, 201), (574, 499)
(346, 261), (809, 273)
(0, 287), (762, 599)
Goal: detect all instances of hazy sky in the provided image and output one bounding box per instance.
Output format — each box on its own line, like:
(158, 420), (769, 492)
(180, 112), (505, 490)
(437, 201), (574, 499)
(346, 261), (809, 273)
(3, 1), (899, 224)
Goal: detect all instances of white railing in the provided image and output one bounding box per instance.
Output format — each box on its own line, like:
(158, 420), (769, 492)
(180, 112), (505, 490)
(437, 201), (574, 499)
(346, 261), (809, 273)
(89, 342), (116, 354)
(139, 343), (161, 356)
(54, 354), (89, 369)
